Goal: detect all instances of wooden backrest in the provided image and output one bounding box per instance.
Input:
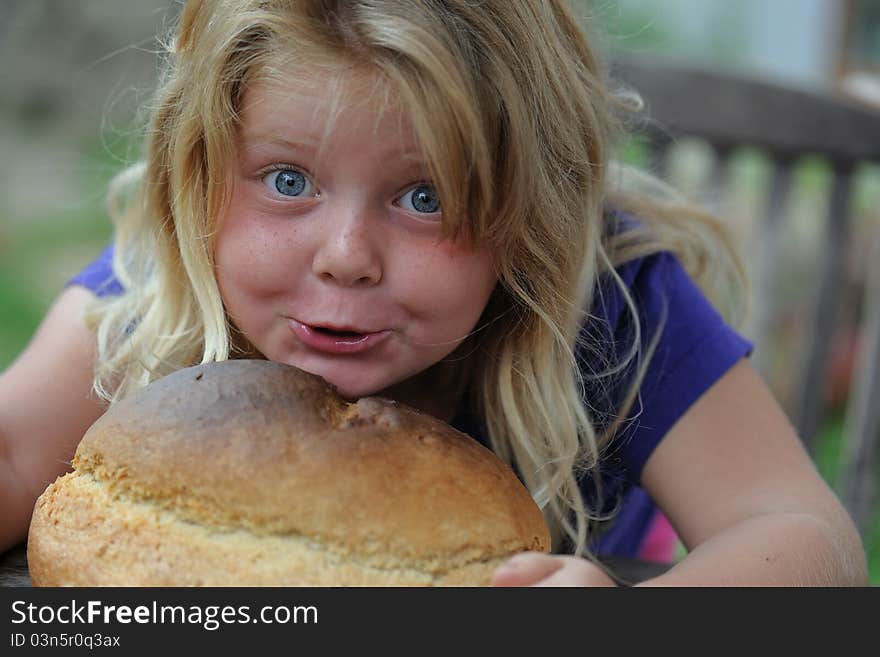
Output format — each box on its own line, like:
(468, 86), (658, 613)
(610, 57), (880, 536)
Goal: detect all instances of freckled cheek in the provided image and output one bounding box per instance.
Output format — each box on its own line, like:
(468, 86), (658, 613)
(216, 214), (301, 297)
(216, 234), (260, 294)
(398, 244), (497, 324)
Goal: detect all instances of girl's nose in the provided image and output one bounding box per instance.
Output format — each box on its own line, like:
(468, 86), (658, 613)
(311, 201), (383, 287)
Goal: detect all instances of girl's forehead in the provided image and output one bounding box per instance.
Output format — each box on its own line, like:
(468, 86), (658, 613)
(238, 70), (421, 153)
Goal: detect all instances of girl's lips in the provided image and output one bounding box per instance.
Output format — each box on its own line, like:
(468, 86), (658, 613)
(289, 318), (391, 354)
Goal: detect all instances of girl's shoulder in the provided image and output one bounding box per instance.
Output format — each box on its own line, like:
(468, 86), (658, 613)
(590, 209), (741, 351)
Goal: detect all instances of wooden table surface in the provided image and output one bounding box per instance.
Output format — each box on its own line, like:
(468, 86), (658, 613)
(1, 542), (672, 587)
(1, 543), (30, 587)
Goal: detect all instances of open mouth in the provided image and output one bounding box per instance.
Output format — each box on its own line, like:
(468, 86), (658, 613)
(289, 318), (390, 354)
(312, 326), (365, 338)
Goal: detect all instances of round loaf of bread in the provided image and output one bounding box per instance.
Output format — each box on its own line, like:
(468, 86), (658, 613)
(28, 360), (550, 586)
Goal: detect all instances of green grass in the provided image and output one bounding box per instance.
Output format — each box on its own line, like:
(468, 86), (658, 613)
(1, 214), (113, 355)
(0, 220), (113, 367)
(0, 135), (120, 368)
(0, 276), (46, 367)
(0, 119), (138, 352)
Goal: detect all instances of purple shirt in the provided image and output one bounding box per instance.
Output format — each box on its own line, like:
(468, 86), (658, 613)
(69, 232), (752, 558)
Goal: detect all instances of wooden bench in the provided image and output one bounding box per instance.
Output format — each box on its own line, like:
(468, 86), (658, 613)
(611, 57), (880, 537)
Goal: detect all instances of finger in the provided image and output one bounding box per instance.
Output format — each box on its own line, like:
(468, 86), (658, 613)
(490, 552), (564, 587)
(533, 558), (617, 587)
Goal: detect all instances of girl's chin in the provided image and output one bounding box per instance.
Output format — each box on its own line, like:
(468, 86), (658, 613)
(328, 381), (385, 403)
(276, 359), (379, 401)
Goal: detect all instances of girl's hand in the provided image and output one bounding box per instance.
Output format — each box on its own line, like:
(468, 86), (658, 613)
(490, 552), (617, 587)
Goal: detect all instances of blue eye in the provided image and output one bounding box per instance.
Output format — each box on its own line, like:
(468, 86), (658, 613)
(398, 184), (441, 214)
(262, 168), (314, 197)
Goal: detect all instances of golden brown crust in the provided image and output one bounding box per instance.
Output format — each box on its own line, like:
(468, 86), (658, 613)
(28, 360), (550, 586)
(29, 473), (514, 586)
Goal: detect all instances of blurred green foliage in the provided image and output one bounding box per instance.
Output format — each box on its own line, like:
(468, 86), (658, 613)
(0, 133), (126, 368)
(581, 0), (748, 67)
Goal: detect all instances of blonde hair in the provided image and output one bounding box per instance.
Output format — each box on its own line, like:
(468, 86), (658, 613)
(90, 0), (747, 556)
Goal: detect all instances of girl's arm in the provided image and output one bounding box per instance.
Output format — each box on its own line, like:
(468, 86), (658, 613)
(0, 286), (106, 552)
(635, 357), (866, 586)
(492, 359), (868, 586)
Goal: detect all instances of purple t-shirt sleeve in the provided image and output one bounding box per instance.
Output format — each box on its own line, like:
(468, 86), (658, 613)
(66, 244), (123, 296)
(584, 250), (752, 557)
(610, 251), (752, 481)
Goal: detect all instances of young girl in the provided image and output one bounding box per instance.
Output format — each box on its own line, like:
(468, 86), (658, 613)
(0, 0), (866, 586)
